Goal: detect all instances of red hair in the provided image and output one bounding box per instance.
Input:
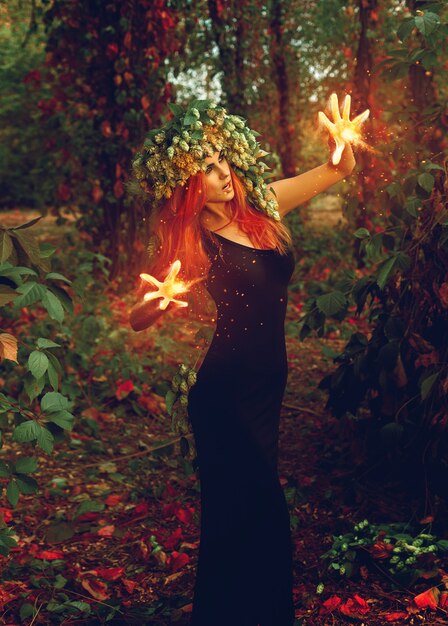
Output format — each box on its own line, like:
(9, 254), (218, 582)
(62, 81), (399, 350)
(135, 167), (292, 319)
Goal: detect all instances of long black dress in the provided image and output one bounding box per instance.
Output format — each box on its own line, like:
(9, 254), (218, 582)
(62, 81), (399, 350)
(187, 230), (296, 626)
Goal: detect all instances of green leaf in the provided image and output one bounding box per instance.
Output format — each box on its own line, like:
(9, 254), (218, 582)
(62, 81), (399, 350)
(41, 290), (64, 322)
(36, 425), (54, 454)
(16, 475), (38, 494)
(0, 231), (14, 264)
(13, 282), (46, 307)
(45, 272), (72, 285)
(0, 460), (11, 478)
(67, 601), (91, 614)
(386, 182), (401, 198)
(11, 229), (43, 268)
(47, 361), (59, 391)
(165, 390), (177, 416)
(47, 351), (64, 375)
(417, 173), (434, 193)
(47, 410), (74, 431)
(39, 243), (57, 258)
(28, 350), (49, 379)
(6, 479), (19, 507)
(41, 392), (69, 413)
(168, 103), (184, 116)
(376, 252), (410, 291)
(14, 457), (38, 474)
(421, 162), (444, 172)
(24, 372), (46, 402)
(37, 338), (61, 349)
(421, 371), (440, 400)
(74, 499), (105, 518)
(12, 420), (40, 443)
(405, 197), (421, 218)
(19, 603), (36, 620)
(415, 11), (440, 36)
(397, 17), (416, 41)
(0, 285), (18, 306)
(316, 291), (347, 317)
(353, 228), (370, 239)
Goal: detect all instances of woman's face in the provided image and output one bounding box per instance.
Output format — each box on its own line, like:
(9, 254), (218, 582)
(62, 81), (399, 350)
(203, 150), (235, 204)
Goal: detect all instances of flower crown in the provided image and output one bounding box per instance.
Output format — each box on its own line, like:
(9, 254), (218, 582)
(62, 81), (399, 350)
(129, 99), (281, 221)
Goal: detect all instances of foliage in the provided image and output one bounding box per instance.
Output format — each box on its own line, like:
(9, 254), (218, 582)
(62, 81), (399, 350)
(298, 159), (448, 492)
(321, 518), (448, 587)
(0, 1), (56, 208)
(37, 0), (182, 276)
(0, 217), (74, 519)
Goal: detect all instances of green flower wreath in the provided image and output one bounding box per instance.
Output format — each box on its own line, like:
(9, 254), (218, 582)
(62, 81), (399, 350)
(129, 99), (281, 221)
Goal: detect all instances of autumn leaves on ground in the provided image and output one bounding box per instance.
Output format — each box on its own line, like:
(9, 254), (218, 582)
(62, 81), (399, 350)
(1, 208), (447, 625)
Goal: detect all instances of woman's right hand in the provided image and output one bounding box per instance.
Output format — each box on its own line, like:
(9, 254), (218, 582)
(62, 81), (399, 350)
(130, 260), (190, 332)
(140, 259), (190, 311)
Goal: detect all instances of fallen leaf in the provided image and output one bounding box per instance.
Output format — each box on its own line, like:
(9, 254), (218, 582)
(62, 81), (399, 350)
(34, 549), (65, 560)
(81, 577), (110, 600)
(340, 594), (370, 617)
(384, 611), (409, 622)
(414, 586), (439, 609)
(319, 595), (341, 615)
(97, 525), (115, 537)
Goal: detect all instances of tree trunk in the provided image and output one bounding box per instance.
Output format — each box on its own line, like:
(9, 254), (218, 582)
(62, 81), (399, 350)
(208, 0), (247, 117)
(269, 0), (296, 178)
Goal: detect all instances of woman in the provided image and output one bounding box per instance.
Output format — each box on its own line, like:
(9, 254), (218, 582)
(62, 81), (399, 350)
(129, 97), (357, 625)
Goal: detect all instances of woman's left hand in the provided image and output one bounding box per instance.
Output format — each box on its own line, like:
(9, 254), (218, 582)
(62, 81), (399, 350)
(320, 92), (369, 177)
(327, 135), (356, 176)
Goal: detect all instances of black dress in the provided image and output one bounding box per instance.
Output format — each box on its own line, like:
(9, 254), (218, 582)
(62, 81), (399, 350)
(187, 231), (296, 626)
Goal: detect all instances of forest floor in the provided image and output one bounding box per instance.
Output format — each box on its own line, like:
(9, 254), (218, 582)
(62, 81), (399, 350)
(1, 207), (447, 625)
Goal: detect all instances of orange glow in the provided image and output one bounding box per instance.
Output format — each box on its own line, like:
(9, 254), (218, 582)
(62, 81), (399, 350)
(318, 93), (370, 165)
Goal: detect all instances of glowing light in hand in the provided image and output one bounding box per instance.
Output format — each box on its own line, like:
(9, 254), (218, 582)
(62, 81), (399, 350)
(140, 259), (191, 310)
(318, 93), (370, 166)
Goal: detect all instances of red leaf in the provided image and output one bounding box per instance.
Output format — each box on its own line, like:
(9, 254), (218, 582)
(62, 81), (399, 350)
(141, 95), (151, 111)
(384, 612), (409, 622)
(115, 379), (134, 400)
(123, 31), (132, 49)
(340, 595), (370, 617)
(81, 577), (110, 600)
(122, 578), (137, 593)
(319, 595), (341, 615)
(175, 506), (195, 524)
(94, 567), (125, 581)
(113, 179), (124, 199)
(105, 494), (122, 507)
(34, 550), (65, 560)
(57, 182), (71, 202)
(0, 508), (13, 523)
(414, 587), (440, 609)
(170, 551), (189, 572)
(133, 502), (149, 515)
(101, 120), (113, 138)
(440, 592), (448, 609)
(165, 527), (183, 550)
(97, 525), (115, 537)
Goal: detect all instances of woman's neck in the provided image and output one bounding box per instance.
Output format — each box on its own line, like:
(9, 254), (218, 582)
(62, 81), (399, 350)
(201, 204), (233, 230)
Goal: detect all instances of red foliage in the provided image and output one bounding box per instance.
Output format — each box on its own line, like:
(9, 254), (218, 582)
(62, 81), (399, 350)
(340, 594), (370, 617)
(115, 379), (134, 400)
(34, 549), (65, 560)
(319, 595), (341, 615)
(414, 586), (440, 609)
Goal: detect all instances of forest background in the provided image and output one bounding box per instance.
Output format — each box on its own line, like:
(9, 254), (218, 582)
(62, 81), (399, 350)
(0, 0), (448, 624)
